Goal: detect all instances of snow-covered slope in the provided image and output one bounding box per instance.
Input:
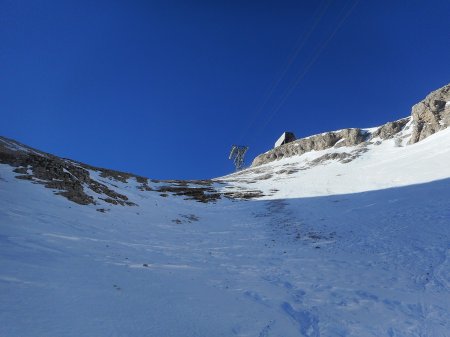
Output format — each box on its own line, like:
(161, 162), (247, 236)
(219, 124), (450, 199)
(1, 85), (450, 337)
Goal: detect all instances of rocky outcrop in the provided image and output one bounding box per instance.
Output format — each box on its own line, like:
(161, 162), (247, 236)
(371, 118), (410, 140)
(409, 83), (450, 144)
(0, 137), (136, 206)
(0, 136), (265, 205)
(252, 128), (368, 167)
(252, 83), (450, 167)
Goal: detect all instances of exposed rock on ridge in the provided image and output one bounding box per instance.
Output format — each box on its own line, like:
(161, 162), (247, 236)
(0, 137), (264, 206)
(252, 83), (449, 167)
(0, 137), (137, 206)
(370, 118), (410, 140)
(252, 128), (369, 167)
(409, 83), (450, 144)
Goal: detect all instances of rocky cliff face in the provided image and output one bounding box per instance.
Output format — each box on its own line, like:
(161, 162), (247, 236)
(409, 83), (450, 144)
(251, 83), (450, 167)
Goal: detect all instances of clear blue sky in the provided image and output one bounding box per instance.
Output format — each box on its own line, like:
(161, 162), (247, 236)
(1, 0), (449, 179)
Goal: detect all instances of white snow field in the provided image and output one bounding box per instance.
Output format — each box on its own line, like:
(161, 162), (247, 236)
(1, 128), (450, 337)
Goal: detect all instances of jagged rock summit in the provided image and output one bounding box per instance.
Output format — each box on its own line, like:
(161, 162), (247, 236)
(252, 83), (450, 167)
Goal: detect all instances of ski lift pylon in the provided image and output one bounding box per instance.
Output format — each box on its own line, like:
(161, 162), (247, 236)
(229, 145), (248, 171)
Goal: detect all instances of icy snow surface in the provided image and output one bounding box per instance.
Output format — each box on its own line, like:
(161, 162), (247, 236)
(1, 129), (450, 336)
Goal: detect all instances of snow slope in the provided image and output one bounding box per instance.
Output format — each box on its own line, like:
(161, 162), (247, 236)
(220, 125), (450, 199)
(1, 127), (450, 336)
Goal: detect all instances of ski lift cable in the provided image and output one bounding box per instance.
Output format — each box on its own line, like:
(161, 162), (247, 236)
(252, 0), (360, 140)
(238, 0), (330, 144)
(237, 0), (332, 145)
(229, 0), (358, 171)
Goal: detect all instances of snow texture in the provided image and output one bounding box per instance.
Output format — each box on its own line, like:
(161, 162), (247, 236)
(1, 128), (450, 336)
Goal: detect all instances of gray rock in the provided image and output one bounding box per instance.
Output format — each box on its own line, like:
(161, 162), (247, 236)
(252, 128), (368, 167)
(409, 83), (450, 144)
(251, 83), (450, 167)
(371, 118), (409, 140)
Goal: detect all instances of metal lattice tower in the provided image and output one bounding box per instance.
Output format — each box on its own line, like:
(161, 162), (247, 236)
(229, 145), (248, 171)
